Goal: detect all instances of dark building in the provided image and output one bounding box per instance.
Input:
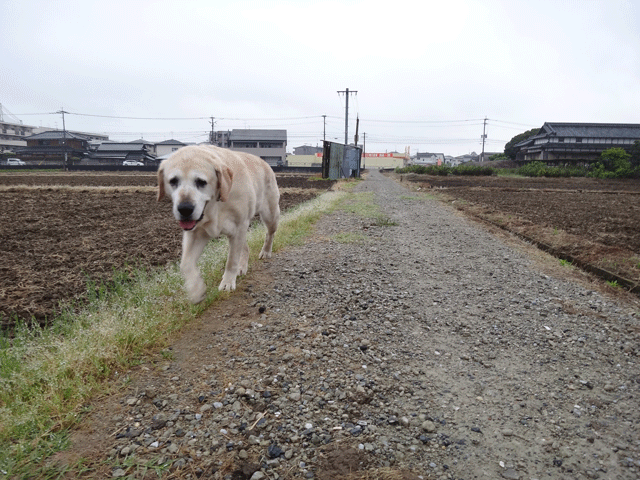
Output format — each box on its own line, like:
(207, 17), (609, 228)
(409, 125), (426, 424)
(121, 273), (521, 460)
(87, 142), (157, 164)
(515, 122), (640, 162)
(293, 145), (323, 156)
(18, 130), (90, 162)
(213, 129), (287, 166)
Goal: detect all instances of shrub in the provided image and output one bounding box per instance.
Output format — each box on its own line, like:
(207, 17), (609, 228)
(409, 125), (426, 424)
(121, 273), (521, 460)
(515, 161), (587, 178)
(516, 161), (547, 177)
(396, 164), (494, 176)
(396, 165), (451, 175)
(587, 148), (636, 178)
(451, 165), (495, 176)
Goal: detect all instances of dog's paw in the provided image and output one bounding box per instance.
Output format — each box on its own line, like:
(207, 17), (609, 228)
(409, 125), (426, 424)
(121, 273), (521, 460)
(258, 249), (272, 259)
(185, 277), (207, 304)
(218, 274), (237, 292)
(187, 285), (207, 304)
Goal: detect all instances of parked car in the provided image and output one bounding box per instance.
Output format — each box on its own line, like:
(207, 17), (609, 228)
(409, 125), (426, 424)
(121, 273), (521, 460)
(6, 158), (26, 166)
(123, 160), (144, 166)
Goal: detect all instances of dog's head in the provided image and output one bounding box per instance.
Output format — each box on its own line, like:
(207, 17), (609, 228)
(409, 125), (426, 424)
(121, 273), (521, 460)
(157, 146), (233, 231)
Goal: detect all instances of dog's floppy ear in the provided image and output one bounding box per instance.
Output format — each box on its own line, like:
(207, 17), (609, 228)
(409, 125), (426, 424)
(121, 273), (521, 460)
(216, 166), (233, 202)
(157, 163), (165, 201)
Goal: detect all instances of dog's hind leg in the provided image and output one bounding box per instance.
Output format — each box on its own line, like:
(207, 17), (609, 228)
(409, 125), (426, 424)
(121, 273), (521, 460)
(238, 240), (250, 276)
(258, 197), (280, 260)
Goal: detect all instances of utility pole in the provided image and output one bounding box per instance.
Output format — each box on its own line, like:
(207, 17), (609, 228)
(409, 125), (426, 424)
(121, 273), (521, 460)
(57, 109), (68, 170)
(363, 132), (366, 169)
(481, 117), (487, 162)
(209, 116), (216, 144)
(337, 88), (357, 146)
(322, 115), (326, 143)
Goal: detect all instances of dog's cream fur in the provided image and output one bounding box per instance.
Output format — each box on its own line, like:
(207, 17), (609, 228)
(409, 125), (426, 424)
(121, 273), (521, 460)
(158, 145), (279, 303)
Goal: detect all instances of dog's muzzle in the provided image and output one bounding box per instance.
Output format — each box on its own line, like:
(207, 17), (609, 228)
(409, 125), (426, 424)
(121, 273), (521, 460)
(177, 201), (206, 231)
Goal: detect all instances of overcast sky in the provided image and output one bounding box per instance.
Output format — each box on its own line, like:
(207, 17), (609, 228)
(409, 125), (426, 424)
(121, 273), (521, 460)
(2, 0), (639, 156)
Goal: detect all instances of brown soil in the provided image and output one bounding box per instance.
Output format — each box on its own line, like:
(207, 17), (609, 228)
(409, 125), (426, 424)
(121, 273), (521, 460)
(396, 173), (640, 291)
(0, 173), (333, 328)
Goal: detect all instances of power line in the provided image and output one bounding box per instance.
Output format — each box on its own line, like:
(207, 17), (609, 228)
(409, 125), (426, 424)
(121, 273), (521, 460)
(361, 118), (486, 124)
(489, 119), (539, 128)
(10, 111), (332, 122)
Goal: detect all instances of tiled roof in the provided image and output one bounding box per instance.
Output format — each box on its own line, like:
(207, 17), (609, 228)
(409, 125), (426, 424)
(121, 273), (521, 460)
(230, 129), (287, 141)
(97, 143), (149, 152)
(25, 131), (89, 141)
(541, 122), (640, 138)
(515, 122), (640, 148)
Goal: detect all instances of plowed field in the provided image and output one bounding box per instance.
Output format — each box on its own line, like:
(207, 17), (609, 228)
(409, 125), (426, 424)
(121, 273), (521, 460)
(3, 171), (639, 329)
(397, 172), (640, 293)
(0, 173), (333, 327)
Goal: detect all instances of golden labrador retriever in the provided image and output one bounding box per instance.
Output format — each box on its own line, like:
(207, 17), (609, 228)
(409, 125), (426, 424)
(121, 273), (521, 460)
(157, 145), (279, 303)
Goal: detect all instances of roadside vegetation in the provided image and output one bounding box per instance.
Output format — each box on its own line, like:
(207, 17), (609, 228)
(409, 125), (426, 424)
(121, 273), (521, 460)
(0, 189), (345, 478)
(396, 146), (640, 179)
(395, 164), (494, 176)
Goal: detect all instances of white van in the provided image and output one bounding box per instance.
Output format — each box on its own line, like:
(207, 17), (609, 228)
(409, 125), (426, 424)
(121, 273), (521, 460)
(7, 158), (26, 166)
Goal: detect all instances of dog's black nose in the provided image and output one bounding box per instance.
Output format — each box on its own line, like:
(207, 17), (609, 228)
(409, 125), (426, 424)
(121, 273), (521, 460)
(177, 202), (195, 218)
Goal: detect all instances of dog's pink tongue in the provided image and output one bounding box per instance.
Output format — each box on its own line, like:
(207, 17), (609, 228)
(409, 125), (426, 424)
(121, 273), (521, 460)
(179, 220), (197, 230)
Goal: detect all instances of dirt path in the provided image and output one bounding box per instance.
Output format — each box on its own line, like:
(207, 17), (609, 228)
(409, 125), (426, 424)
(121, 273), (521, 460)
(60, 170), (640, 479)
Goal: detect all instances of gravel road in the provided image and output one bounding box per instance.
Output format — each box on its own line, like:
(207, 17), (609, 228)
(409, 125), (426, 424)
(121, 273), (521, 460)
(79, 169), (640, 480)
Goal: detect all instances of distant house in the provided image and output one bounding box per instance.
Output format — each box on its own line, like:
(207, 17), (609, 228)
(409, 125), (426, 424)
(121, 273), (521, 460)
(293, 145), (323, 156)
(227, 129), (287, 166)
(450, 152), (478, 166)
(128, 138), (157, 156)
(212, 130), (230, 148)
(413, 152), (444, 165)
(514, 122), (640, 162)
(1, 118), (107, 154)
(156, 139), (186, 158)
(87, 142), (156, 164)
(1, 120), (36, 153)
(18, 130), (90, 161)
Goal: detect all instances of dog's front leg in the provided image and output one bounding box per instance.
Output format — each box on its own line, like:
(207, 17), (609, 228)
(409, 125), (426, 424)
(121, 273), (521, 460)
(219, 227), (249, 292)
(180, 229), (209, 303)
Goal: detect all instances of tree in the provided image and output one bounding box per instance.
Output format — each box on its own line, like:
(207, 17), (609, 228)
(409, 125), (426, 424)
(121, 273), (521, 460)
(504, 128), (540, 159)
(591, 147), (633, 178)
(629, 140), (640, 168)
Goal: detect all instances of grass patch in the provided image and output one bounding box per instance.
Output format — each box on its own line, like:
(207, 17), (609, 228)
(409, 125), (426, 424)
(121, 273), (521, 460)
(335, 191), (398, 227)
(333, 232), (367, 244)
(0, 189), (346, 478)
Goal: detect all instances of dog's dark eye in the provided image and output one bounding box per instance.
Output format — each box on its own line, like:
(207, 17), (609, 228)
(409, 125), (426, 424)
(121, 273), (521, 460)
(195, 179), (207, 189)
(169, 177), (179, 188)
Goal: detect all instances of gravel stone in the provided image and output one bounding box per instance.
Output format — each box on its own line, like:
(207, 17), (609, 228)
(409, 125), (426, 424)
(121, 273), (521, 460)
(81, 170), (640, 480)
